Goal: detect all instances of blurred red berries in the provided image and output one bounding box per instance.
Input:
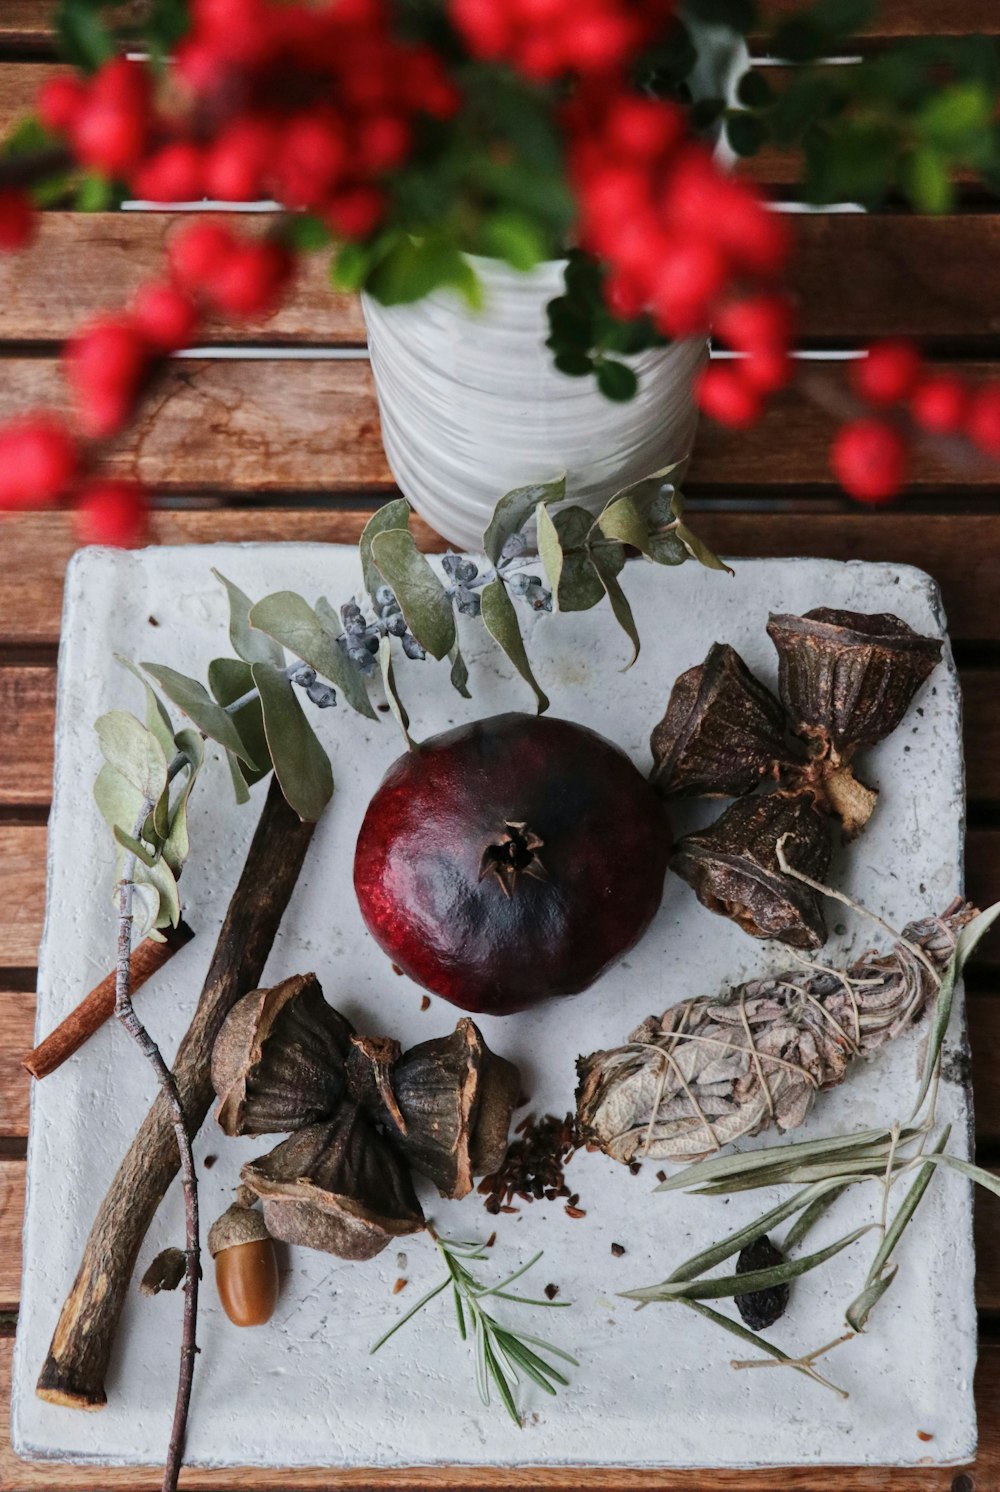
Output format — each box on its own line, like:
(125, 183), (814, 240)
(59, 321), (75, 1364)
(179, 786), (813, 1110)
(0, 190), (35, 252)
(132, 282), (200, 352)
(0, 416), (78, 509)
(64, 317), (151, 438)
(910, 373), (968, 435)
(831, 418), (907, 504)
(695, 364), (762, 429)
(851, 340), (921, 406)
(966, 386), (1000, 458)
(75, 479), (149, 547)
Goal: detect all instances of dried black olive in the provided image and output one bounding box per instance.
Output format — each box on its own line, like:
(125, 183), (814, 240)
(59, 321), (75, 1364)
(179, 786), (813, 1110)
(734, 1234), (790, 1330)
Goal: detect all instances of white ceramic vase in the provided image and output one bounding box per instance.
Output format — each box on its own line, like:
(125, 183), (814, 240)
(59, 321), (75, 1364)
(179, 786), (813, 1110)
(362, 255), (708, 552)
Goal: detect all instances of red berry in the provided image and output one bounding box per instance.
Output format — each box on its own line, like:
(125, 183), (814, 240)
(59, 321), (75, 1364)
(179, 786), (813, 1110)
(742, 345), (792, 394)
(356, 113), (411, 173)
(132, 281), (200, 352)
(37, 74), (88, 134)
(325, 185), (385, 240)
(71, 61), (151, 177)
(852, 340), (921, 407)
(831, 418), (907, 504)
(209, 240), (292, 317)
(606, 96), (685, 161)
(65, 318), (150, 437)
(966, 385), (1000, 459)
(910, 374), (968, 436)
(0, 190), (35, 252)
(132, 141), (204, 203)
(204, 119), (274, 202)
(714, 294), (793, 353)
(695, 363), (762, 428)
(0, 416), (78, 509)
(603, 270), (645, 320)
(276, 115), (347, 209)
(75, 480), (149, 547)
(168, 220), (238, 293)
(652, 238), (727, 336)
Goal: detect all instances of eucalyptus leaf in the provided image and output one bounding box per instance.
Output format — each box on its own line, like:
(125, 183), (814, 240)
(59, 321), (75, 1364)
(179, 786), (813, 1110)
(360, 499), (411, 600)
(114, 655), (175, 759)
(591, 546), (639, 665)
(135, 853), (181, 929)
(143, 663), (259, 768)
(207, 658), (271, 788)
(129, 880), (162, 943)
(113, 824), (160, 868)
(482, 475), (566, 565)
(370, 529), (456, 660)
(96, 710), (169, 804)
(536, 504), (605, 612)
(315, 596), (378, 719)
(480, 579), (549, 715)
(597, 467), (689, 565)
(377, 637), (414, 748)
(251, 661), (334, 823)
(676, 520), (734, 575)
(94, 763), (147, 841)
(224, 750), (252, 806)
(449, 642), (471, 699)
(250, 590), (377, 719)
(161, 728), (204, 876)
(213, 569), (284, 668)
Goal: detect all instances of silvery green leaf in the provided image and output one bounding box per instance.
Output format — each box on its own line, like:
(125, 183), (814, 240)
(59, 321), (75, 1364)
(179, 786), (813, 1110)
(853, 1128), (950, 1326)
(207, 658), (271, 786)
(250, 591), (377, 720)
(135, 853), (181, 929)
(143, 663), (259, 768)
(211, 569), (284, 667)
(480, 579), (549, 715)
(114, 654), (175, 759)
(656, 1124), (907, 1192)
(113, 824), (159, 868)
(130, 880), (161, 943)
(376, 637), (414, 747)
(536, 504), (604, 612)
(251, 660), (333, 822)
(370, 529), (456, 660)
(315, 596), (378, 719)
(845, 1266), (899, 1334)
(621, 1225), (873, 1304)
(449, 641), (471, 699)
(597, 471), (688, 566)
(666, 1178), (845, 1285)
(927, 1152), (1000, 1198)
(676, 519), (734, 575)
(590, 544), (639, 666)
(161, 728), (204, 876)
(360, 499), (411, 600)
(94, 762), (146, 839)
(782, 1183), (848, 1252)
(482, 475), (565, 565)
(910, 902), (1000, 1119)
(96, 710), (169, 803)
(224, 750), (251, 805)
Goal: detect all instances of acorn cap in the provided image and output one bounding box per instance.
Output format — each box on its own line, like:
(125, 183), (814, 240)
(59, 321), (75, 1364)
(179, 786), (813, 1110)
(207, 1201), (272, 1257)
(240, 1104), (425, 1260)
(212, 973), (355, 1137)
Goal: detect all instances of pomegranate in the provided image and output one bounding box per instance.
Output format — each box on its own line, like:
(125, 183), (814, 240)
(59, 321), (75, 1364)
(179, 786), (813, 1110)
(354, 713), (670, 1015)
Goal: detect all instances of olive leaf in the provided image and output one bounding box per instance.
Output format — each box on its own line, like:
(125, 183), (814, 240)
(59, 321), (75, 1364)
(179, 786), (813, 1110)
(162, 728), (204, 877)
(536, 504), (606, 612)
(142, 663), (259, 768)
(377, 636), (413, 747)
(207, 658), (272, 797)
(482, 474), (566, 566)
(213, 569), (285, 668)
(480, 578), (549, 715)
(596, 467), (689, 566)
(621, 1225), (873, 1305)
(315, 596), (379, 719)
(369, 529), (456, 660)
(591, 546), (640, 666)
(113, 655), (175, 759)
(249, 590), (377, 720)
(449, 641), (471, 699)
(250, 660), (333, 823)
(96, 710), (169, 804)
(360, 499), (410, 601)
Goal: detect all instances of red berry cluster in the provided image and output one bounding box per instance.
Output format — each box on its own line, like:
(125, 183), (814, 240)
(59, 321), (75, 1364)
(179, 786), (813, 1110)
(832, 339), (1000, 503)
(0, 189), (36, 252)
(564, 85), (794, 424)
(0, 412), (147, 545)
(451, 0), (674, 79)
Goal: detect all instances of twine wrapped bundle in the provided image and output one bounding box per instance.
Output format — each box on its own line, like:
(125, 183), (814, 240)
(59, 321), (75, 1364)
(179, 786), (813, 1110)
(576, 900), (976, 1165)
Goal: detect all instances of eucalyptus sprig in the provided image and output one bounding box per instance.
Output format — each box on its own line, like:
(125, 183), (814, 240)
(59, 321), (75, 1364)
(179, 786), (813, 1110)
(371, 1232), (577, 1426)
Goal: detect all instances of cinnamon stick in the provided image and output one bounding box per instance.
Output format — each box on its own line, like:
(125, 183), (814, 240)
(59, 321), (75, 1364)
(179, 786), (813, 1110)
(23, 921), (196, 1080)
(36, 777), (315, 1410)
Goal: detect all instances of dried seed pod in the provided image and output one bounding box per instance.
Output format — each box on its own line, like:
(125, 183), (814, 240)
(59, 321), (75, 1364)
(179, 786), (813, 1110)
(208, 1201), (279, 1327)
(767, 609), (942, 761)
(671, 792), (831, 949)
(650, 643), (791, 799)
(240, 1103), (425, 1260)
(734, 1235), (789, 1330)
(212, 973), (355, 1137)
(348, 1018), (520, 1200)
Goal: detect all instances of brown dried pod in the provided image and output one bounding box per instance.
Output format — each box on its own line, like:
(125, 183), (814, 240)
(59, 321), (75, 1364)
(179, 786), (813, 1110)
(240, 1103), (425, 1260)
(767, 609), (942, 761)
(650, 643), (792, 799)
(212, 972), (355, 1137)
(670, 792), (831, 949)
(348, 1018), (520, 1200)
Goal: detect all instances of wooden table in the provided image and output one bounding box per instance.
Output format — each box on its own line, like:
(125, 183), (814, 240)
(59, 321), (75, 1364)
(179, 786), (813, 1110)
(2, 4), (1000, 1488)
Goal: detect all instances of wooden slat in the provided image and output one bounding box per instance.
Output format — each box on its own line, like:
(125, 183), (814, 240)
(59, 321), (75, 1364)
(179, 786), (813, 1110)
(0, 214), (997, 346)
(1, 358), (999, 494)
(0, 992), (34, 1137)
(0, 1160), (23, 1312)
(751, 0), (1000, 41)
(5, 662), (999, 807)
(971, 990), (1000, 1145)
(7, 508), (1000, 645)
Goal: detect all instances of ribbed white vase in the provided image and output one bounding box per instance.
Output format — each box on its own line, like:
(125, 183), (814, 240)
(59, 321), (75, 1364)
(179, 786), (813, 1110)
(362, 255), (708, 552)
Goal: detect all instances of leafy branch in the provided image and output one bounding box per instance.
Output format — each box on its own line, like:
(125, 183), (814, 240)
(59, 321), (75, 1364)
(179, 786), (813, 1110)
(371, 1231), (577, 1425)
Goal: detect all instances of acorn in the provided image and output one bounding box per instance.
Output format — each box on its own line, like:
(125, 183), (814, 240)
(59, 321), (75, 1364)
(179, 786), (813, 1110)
(207, 1200), (279, 1328)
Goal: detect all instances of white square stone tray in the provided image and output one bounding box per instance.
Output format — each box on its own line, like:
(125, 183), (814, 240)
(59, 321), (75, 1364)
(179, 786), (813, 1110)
(13, 543), (975, 1473)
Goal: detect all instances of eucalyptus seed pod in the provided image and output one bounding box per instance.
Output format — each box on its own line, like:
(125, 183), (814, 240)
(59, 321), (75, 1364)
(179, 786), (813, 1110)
(240, 1102), (425, 1260)
(671, 792), (831, 949)
(207, 1201), (279, 1327)
(767, 609), (942, 761)
(650, 643), (792, 799)
(347, 1018), (520, 1200)
(212, 973), (355, 1137)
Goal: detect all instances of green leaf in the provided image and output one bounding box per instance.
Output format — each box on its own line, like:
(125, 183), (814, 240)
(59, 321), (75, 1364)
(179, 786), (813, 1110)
(666, 1179), (847, 1285)
(129, 880), (162, 942)
(553, 350), (595, 377)
(900, 147), (953, 214)
(249, 590), (380, 717)
(591, 547), (640, 666)
(726, 111), (767, 157)
(377, 637), (414, 748)
(480, 579), (549, 715)
(94, 763), (146, 840)
(96, 710), (168, 804)
(224, 751), (251, 806)
(75, 172), (117, 212)
(207, 658), (271, 789)
(113, 824), (159, 868)
(597, 468), (689, 565)
(161, 728), (203, 876)
(676, 519), (734, 575)
(251, 661), (333, 823)
(212, 569), (284, 668)
(482, 474), (565, 566)
(114, 655), (175, 760)
(845, 1267), (899, 1335)
(656, 1124), (907, 1192)
(480, 210), (549, 272)
(360, 499), (411, 600)
(331, 240), (373, 292)
(134, 853), (181, 929)
(930, 1152), (1000, 1199)
(910, 902), (1000, 1119)
(284, 214), (331, 253)
(315, 596), (379, 719)
(622, 1225), (873, 1304)
(55, 0), (114, 70)
(370, 530), (456, 660)
(596, 359), (638, 402)
(449, 642), (471, 699)
(917, 82), (994, 153)
(142, 663), (259, 768)
(536, 504), (604, 612)
(366, 237), (483, 311)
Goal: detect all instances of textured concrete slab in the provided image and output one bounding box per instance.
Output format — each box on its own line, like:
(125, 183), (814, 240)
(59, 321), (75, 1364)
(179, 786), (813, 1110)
(13, 545), (974, 1470)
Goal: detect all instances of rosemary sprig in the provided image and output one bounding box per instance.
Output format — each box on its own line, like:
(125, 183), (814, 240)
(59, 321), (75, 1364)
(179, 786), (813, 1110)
(371, 1231), (577, 1426)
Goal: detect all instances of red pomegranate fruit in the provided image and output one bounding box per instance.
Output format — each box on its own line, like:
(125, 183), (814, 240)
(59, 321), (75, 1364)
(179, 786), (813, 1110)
(353, 712), (671, 1015)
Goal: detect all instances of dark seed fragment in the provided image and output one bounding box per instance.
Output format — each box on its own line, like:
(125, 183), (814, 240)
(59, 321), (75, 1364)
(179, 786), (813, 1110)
(734, 1234), (790, 1330)
(611, 1242), (626, 1258)
(419, 995), (431, 1011)
(656, 1170), (667, 1184)
(544, 1283), (559, 1301)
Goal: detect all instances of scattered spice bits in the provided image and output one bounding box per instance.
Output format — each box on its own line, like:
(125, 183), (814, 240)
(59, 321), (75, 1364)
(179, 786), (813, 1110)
(733, 1234), (789, 1331)
(565, 1205), (586, 1219)
(419, 995), (431, 1011)
(611, 1242), (626, 1258)
(392, 1278), (408, 1295)
(485, 1232), (497, 1249)
(916, 1431), (934, 1443)
(655, 1171), (667, 1184)
(202, 1154), (217, 1170)
(478, 1111), (582, 1215)
(544, 1283), (560, 1301)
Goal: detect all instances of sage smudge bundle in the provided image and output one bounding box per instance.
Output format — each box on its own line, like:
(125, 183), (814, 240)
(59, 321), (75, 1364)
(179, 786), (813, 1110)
(576, 899), (976, 1165)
